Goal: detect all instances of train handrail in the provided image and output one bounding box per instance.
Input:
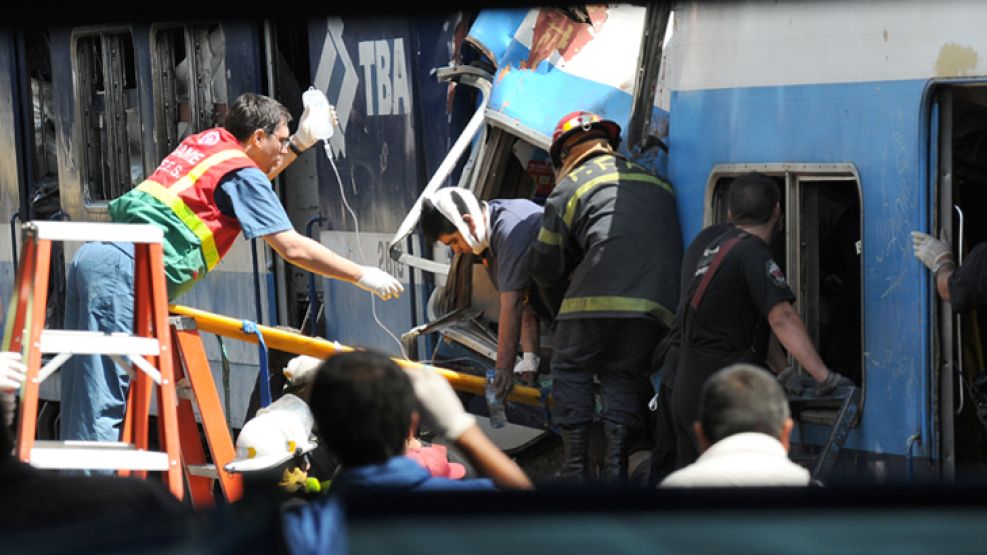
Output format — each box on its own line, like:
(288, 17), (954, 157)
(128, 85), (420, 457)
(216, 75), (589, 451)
(168, 304), (548, 407)
(304, 215), (325, 337)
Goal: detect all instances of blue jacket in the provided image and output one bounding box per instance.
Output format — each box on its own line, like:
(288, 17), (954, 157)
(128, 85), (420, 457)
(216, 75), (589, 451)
(281, 456), (495, 555)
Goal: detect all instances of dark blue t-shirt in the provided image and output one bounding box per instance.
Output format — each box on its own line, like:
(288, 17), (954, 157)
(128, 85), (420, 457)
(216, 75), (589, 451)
(484, 199), (544, 292)
(214, 167), (293, 239)
(280, 456), (494, 555)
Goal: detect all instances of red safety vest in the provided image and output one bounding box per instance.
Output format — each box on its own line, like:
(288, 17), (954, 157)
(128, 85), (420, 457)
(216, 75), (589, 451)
(133, 128), (258, 271)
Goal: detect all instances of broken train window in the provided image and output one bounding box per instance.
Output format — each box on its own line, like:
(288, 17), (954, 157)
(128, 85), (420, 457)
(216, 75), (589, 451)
(75, 29), (143, 203)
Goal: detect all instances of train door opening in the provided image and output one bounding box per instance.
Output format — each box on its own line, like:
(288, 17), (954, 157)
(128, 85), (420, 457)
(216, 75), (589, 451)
(936, 84), (987, 479)
(708, 165), (864, 422)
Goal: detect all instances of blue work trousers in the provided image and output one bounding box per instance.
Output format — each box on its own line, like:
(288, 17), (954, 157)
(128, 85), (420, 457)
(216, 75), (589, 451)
(59, 242), (135, 447)
(550, 318), (661, 428)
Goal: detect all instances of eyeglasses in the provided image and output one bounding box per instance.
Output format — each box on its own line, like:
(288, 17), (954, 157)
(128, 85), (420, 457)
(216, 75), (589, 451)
(269, 131), (291, 149)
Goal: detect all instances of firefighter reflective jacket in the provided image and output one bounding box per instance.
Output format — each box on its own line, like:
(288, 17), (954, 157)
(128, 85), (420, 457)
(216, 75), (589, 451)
(108, 128), (258, 300)
(528, 152), (683, 326)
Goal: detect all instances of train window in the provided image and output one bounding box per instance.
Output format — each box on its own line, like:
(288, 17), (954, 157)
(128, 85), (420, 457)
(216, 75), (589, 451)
(75, 31), (143, 203)
(28, 33), (56, 183)
(708, 166), (864, 389)
(151, 24), (226, 160)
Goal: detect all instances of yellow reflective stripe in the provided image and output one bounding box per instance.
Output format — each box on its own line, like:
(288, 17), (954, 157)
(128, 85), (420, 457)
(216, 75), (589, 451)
(537, 227), (563, 246)
(169, 149), (250, 194)
(559, 296), (675, 326)
(136, 180), (221, 271)
(562, 172), (675, 227)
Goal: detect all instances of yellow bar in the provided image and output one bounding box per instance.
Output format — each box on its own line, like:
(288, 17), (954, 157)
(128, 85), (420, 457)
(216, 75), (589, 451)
(168, 304), (549, 407)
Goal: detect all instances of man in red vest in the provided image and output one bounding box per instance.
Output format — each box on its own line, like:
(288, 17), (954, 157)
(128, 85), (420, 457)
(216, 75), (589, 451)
(60, 92), (403, 456)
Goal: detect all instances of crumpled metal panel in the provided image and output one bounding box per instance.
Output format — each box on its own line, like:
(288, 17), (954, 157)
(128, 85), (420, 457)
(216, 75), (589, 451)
(467, 6), (651, 148)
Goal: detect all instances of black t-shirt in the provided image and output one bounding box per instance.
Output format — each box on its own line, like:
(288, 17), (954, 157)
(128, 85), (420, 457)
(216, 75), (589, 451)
(685, 232), (796, 359)
(659, 223), (733, 387)
(949, 241), (987, 314)
(671, 229), (796, 429)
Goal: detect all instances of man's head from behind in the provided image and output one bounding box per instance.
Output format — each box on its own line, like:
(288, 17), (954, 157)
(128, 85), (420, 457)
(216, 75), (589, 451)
(694, 364), (794, 452)
(309, 350), (417, 468)
(727, 172), (781, 227)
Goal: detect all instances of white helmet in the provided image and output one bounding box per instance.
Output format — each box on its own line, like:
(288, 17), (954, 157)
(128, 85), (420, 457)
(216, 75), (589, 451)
(225, 394), (318, 473)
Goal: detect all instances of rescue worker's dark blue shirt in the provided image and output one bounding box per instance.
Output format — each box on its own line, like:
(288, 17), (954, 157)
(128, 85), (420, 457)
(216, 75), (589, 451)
(484, 199), (544, 292)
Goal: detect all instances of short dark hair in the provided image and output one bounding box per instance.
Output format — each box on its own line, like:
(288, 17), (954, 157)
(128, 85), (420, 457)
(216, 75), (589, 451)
(308, 350), (416, 467)
(698, 364), (790, 444)
(224, 93), (292, 142)
(420, 196), (460, 245)
(727, 172), (781, 226)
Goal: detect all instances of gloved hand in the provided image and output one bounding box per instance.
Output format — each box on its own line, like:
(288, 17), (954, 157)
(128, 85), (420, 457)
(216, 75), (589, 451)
(512, 352), (539, 386)
(777, 366), (815, 397)
(814, 369), (855, 397)
(283, 355), (323, 385)
(0, 352), (27, 391)
(911, 231), (954, 273)
(403, 365), (475, 440)
(291, 87), (338, 151)
(356, 266), (404, 300)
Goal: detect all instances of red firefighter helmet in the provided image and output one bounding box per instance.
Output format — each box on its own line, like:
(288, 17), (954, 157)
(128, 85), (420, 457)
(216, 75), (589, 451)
(549, 110), (621, 167)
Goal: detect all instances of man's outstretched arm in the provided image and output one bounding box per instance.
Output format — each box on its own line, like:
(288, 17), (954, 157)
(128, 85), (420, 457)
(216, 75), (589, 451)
(264, 229), (403, 300)
(403, 364), (533, 490)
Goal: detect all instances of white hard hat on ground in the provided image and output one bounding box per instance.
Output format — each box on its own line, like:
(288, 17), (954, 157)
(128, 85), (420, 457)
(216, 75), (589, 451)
(225, 394), (318, 473)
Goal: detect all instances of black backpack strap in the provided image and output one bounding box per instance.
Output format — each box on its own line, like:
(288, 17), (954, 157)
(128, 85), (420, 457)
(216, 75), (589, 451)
(688, 228), (750, 312)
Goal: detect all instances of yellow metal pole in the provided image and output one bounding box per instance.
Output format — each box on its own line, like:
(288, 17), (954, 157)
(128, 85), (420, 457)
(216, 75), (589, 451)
(168, 304), (549, 407)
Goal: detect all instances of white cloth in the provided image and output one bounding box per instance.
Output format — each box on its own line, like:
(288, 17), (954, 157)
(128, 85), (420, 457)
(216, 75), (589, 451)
(428, 188), (489, 255)
(660, 432), (811, 487)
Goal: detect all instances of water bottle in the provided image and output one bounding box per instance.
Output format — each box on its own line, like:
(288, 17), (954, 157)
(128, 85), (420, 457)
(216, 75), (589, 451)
(485, 369), (507, 429)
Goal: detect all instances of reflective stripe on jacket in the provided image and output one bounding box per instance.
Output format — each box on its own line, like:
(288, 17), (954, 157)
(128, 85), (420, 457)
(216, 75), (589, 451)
(528, 153), (683, 325)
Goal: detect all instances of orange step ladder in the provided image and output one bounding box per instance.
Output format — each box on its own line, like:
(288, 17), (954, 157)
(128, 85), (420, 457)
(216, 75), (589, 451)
(7, 221), (241, 506)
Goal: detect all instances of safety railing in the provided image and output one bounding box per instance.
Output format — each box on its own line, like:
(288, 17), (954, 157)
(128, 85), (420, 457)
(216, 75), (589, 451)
(168, 304), (548, 407)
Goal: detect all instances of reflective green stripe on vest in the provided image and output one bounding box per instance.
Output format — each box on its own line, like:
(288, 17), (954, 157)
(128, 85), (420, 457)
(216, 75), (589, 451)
(559, 295), (675, 326)
(168, 149), (249, 194)
(562, 172), (675, 228)
(136, 180), (222, 271)
(537, 227), (563, 246)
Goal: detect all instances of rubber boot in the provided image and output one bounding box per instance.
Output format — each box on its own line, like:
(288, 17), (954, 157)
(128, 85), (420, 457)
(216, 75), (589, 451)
(601, 421), (632, 484)
(560, 424), (591, 482)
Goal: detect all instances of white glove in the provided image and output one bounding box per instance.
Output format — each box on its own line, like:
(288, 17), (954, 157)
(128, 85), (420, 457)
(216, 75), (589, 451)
(283, 355), (323, 385)
(403, 365), (475, 440)
(513, 352), (539, 375)
(356, 266), (404, 300)
(291, 87), (337, 151)
(0, 352), (27, 391)
(911, 231), (954, 273)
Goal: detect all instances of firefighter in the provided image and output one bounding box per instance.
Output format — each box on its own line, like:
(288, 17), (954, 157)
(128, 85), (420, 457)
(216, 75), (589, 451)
(669, 172), (851, 467)
(59, 92), (403, 456)
(527, 111), (683, 483)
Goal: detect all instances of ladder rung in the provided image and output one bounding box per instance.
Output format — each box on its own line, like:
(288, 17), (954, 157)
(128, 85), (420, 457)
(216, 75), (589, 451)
(29, 440), (171, 471)
(187, 463), (219, 478)
(40, 330), (160, 356)
(27, 221), (163, 244)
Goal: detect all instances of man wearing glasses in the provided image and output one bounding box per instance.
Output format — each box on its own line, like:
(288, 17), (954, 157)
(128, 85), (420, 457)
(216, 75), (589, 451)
(60, 92), (403, 458)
